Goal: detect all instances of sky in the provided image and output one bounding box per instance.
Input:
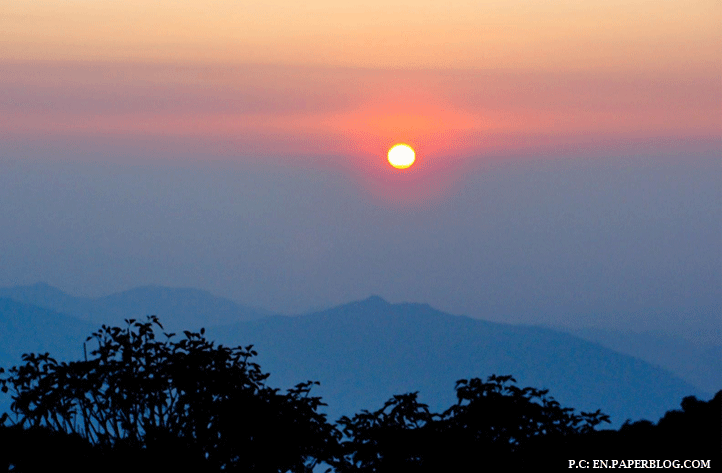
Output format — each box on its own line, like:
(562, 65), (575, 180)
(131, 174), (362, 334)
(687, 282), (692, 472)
(1, 1), (720, 340)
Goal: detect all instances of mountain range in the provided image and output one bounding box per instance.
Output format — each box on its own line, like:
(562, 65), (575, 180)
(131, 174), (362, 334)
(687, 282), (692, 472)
(0, 282), (268, 331)
(0, 283), (716, 428)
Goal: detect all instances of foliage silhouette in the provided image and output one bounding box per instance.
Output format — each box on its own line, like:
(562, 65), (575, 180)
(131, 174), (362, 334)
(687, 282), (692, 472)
(0, 316), (338, 472)
(2, 316), (718, 471)
(556, 390), (722, 458)
(332, 374), (610, 472)
(333, 392), (434, 472)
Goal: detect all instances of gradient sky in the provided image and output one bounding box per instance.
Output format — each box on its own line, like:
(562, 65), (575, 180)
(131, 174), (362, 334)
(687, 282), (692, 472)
(1, 2), (720, 340)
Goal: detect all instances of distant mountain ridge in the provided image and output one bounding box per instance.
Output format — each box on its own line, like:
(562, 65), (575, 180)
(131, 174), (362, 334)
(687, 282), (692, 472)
(0, 298), (94, 362)
(206, 296), (702, 427)
(0, 297), (98, 415)
(0, 282), (268, 331)
(1, 283), (716, 394)
(0, 284), (711, 429)
(556, 326), (721, 395)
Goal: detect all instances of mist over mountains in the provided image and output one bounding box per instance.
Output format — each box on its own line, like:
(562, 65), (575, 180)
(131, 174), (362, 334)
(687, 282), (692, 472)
(0, 283), (715, 428)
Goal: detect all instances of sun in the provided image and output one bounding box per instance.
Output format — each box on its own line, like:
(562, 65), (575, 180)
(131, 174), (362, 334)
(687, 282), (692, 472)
(387, 144), (415, 169)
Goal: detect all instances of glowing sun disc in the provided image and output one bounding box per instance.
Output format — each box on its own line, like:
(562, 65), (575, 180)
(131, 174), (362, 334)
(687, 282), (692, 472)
(387, 144), (415, 169)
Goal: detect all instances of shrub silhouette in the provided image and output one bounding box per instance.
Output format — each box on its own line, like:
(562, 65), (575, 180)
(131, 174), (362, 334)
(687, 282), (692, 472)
(562, 390), (722, 458)
(0, 316), (338, 472)
(332, 392), (434, 472)
(332, 375), (610, 472)
(3, 316), (717, 471)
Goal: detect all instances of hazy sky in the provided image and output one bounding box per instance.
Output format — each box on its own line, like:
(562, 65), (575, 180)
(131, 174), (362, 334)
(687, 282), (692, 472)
(1, 1), (720, 339)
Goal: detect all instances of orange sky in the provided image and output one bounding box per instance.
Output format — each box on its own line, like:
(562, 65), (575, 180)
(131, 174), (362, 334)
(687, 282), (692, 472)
(1, 0), (720, 183)
(0, 1), (720, 332)
(3, 1), (719, 70)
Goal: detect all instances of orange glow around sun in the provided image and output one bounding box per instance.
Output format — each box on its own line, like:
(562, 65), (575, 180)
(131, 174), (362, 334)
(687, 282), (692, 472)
(324, 90), (485, 174)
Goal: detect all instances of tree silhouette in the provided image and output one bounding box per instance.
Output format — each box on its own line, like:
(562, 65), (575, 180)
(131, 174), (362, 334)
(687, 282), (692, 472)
(332, 375), (610, 472)
(333, 392), (435, 472)
(0, 316), (338, 472)
(2, 316), (717, 471)
(562, 390), (722, 458)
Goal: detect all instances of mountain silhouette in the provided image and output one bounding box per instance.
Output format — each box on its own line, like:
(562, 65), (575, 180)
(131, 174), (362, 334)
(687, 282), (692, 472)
(206, 296), (702, 427)
(0, 298), (97, 415)
(0, 282), (268, 331)
(0, 286), (707, 429)
(0, 298), (95, 362)
(558, 326), (721, 395)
